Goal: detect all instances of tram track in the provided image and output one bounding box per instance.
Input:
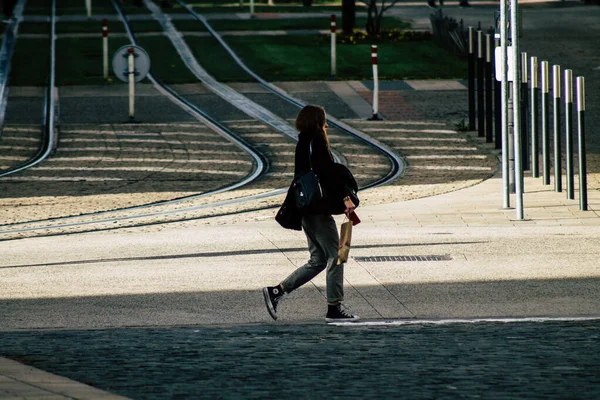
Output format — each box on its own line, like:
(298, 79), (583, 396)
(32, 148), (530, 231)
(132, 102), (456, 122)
(0, 0), (404, 240)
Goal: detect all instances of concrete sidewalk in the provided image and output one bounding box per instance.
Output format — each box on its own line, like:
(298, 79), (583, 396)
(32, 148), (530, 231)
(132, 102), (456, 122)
(1, 167), (599, 399)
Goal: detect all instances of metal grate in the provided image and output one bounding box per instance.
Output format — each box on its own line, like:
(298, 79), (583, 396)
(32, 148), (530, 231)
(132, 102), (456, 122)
(354, 255), (452, 262)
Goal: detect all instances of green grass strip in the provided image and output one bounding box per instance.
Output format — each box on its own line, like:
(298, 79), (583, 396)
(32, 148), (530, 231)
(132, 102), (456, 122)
(187, 35), (466, 82)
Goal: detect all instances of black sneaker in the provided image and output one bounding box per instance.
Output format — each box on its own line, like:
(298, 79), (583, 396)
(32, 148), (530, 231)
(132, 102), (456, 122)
(263, 286), (284, 320)
(326, 304), (360, 322)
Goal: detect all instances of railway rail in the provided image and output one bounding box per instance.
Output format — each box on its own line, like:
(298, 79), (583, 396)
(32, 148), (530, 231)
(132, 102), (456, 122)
(0, 0), (404, 240)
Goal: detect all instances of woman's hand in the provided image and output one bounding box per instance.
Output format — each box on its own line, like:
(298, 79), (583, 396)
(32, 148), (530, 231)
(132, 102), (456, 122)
(343, 196), (356, 215)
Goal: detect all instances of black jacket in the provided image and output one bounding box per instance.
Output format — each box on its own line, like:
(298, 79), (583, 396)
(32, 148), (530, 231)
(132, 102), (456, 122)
(294, 131), (358, 215)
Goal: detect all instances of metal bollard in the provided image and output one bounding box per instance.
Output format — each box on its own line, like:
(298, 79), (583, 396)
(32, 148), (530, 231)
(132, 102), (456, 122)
(468, 27), (475, 130)
(102, 19), (109, 80)
(494, 38), (502, 149)
(520, 52), (529, 171)
(541, 61), (550, 185)
(330, 15), (336, 77)
(369, 45), (382, 120)
(530, 57), (539, 178)
(485, 34), (493, 143)
(477, 30), (485, 137)
(128, 47), (135, 120)
(577, 77), (588, 211)
(565, 70), (575, 200)
(553, 65), (562, 192)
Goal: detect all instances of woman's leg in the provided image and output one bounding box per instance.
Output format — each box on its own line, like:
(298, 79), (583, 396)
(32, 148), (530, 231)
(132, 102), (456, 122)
(280, 214), (343, 304)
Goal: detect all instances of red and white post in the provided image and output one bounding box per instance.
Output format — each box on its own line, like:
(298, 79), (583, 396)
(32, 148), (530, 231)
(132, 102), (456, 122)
(102, 19), (108, 80)
(128, 47), (135, 120)
(370, 45), (381, 120)
(330, 15), (336, 77)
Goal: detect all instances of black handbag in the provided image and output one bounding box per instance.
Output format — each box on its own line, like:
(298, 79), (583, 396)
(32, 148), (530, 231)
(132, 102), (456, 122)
(275, 203), (302, 230)
(292, 141), (323, 211)
(275, 186), (302, 230)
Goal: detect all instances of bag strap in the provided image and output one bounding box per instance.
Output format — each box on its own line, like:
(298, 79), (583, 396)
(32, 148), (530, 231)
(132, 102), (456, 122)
(308, 139), (314, 171)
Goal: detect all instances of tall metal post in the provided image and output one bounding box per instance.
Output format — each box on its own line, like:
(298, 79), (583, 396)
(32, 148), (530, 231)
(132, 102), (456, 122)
(520, 52), (529, 171)
(500, 0), (510, 209)
(485, 34), (493, 143)
(477, 30), (485, 137)
(494, 38), (502, 149)
(553, 65), (562, 192)
(576, 77), (588, 211)
(468, 27), (476, 130)
(530, 57), (539, 178)
(128, 47), (135, 120)
(511, 0), (524, 220)
(541, 61), (550, 185)
(564, 69), (574, 200)
(330, 15), (336, 77)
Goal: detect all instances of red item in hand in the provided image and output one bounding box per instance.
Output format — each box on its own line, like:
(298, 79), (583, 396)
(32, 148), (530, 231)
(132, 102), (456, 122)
(348, 211), (361, 226)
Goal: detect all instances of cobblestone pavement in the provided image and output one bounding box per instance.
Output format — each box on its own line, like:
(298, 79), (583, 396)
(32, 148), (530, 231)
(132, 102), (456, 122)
(0, 320), (599, 399)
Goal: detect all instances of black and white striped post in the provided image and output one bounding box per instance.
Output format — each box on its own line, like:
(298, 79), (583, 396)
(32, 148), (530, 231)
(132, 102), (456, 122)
(369, 45), (382, 120)
(128, 47), (135, 120)
(494, 38), (502, 149)
(553, 65), (562, 192)
(485, 34), (493, 143)
(564, 69), (575, 200)
(330, 15), (336, 77)
(541, 61), (550, 185)
(468, 27), (475, 130)
(577, 77), (588, 211)
(530, 56), (539, 178)
(102, 19), (109, 80)
(520, 52), (529, 171)
(477, 30), (484, 137)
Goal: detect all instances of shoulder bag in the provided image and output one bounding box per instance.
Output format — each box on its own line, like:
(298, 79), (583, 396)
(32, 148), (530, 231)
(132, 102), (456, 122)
(292, 141), (323, 211)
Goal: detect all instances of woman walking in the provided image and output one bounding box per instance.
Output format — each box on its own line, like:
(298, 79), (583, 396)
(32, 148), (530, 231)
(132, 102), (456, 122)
(263, 105), (359, 323)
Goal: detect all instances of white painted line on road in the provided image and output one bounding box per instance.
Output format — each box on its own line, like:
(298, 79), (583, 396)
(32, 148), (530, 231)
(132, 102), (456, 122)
(350, 120), (447, 126)
(50, 157), (251, 164)
(1, 176), (128, 181)
(362, 128), (457, 134)
(330, 316), (600, 327)
(411, 166), (494, 171)
(29, 166), (248, 175)
(408, 155), (488, 159)
(56, 148), (238, 155)
(0, 156), (31, 160)
(60, 130), (216, 137)
(0, 137), (40, 142)
(59, 138), (235, 146)
(377, 136), (467, 142)
(0, 146), (36, 150)
(400, 146), (478, 151)
(1, 127), (40, 133)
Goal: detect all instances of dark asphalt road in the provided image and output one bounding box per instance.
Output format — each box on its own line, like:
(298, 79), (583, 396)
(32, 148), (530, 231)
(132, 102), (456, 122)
(1, 320), (599, 399)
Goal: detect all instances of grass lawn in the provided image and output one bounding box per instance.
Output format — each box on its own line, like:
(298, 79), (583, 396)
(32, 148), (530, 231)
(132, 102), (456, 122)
(10, 0), (465, 86)
(186, 35), (466, 82)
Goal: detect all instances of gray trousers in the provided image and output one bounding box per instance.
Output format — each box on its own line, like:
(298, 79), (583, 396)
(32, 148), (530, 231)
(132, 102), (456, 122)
(281, 213), (344, 305)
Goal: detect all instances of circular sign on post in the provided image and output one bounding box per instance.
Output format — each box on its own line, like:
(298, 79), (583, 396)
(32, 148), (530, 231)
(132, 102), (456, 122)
(112, 45), (151, 83)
